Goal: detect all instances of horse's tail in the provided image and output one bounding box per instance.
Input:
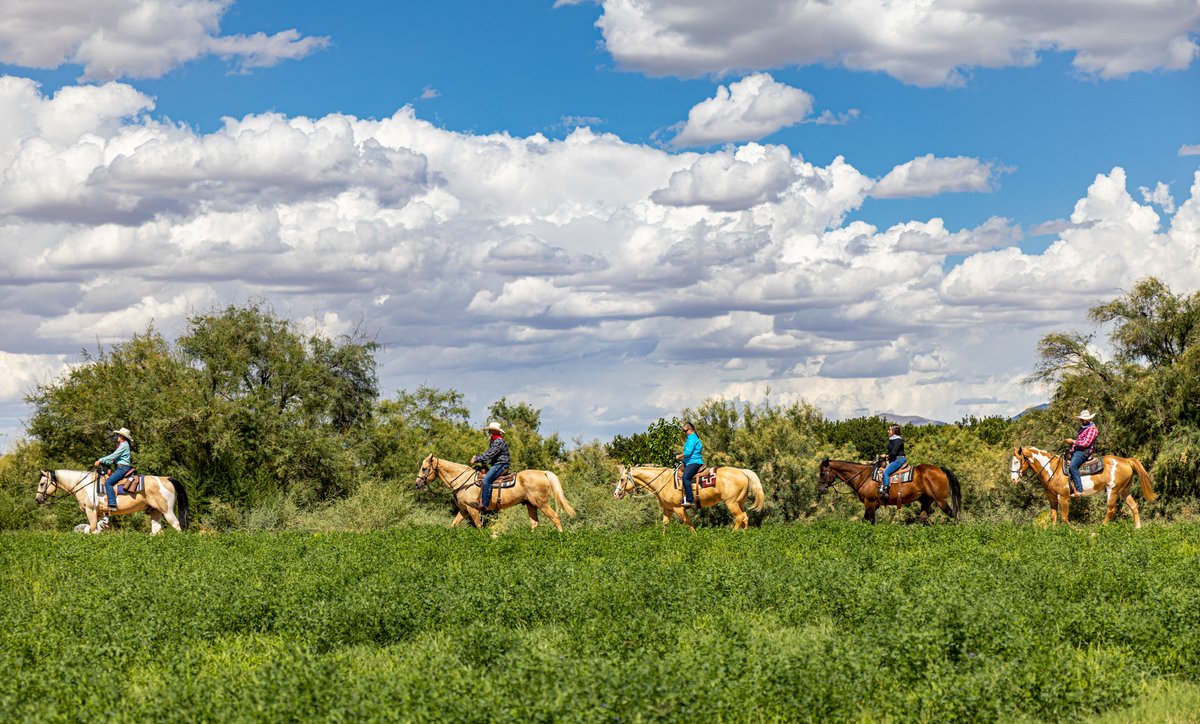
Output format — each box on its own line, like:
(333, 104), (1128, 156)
(940, 467), (962, 519)
(1129, 458), (1158, 502)
(743, 469), (766, 512)
(547, 471), (576, 518)
(169, 477), (190, 530)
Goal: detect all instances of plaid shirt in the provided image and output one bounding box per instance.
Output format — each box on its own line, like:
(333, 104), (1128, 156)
(1072, 423), (1098, 453)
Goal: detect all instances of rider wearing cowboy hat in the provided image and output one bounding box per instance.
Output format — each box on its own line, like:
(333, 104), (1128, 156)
(95, 427), (134, 519)
(470, 421), (510, 512)
(1063, 410), (1098, 497)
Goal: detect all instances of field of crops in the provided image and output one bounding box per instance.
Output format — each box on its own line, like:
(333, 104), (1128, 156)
(3, 523), (1199, 722)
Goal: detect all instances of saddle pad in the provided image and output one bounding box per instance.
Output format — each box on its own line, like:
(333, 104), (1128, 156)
(675, 467), (717, 489)
(475, 472), (517, 489)
(873, 465), (914, 485)
(1078, 457), (1104, 476)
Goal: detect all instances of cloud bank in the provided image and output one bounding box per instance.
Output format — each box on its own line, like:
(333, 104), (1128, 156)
(1, 75), (1198, 439)
(588, 0), (1200, 86)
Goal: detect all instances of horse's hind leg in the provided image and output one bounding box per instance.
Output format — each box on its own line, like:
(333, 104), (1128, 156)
(148, 508), (164, 535)
(525, 503), (540, 531)
(1125, 494), (1142, 529)
(536, 502), (564, 532)
(726, 500), (747, 530)
(919, 497), (933, 525)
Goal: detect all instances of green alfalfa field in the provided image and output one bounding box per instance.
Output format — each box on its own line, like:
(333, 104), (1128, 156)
(3, 522), (1200, 723)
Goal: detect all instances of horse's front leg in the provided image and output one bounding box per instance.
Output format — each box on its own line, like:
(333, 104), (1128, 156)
(863, 503), (878, 524)
(84, 504), (100, 533)
(450, 510), (466, 528)
(678, 508), (697, 533)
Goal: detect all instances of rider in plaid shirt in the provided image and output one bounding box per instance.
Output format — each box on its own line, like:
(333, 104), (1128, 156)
(1063, 410), (1098, 497)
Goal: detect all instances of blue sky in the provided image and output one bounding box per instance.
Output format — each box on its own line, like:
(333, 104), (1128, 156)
(0, 0), (1198, 445)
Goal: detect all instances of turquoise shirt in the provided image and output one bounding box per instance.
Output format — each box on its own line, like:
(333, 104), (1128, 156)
(681, 432), (704, 465)
(99, 440), (132, 467)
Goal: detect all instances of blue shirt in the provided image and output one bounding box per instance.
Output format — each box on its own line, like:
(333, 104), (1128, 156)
(99, 440), (132, 467)
(681, 432), (704, 465)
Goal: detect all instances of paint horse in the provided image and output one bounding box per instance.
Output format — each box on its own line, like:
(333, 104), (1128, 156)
(414, 454), (576, 531)
(35, 469), (189, 534)
(613, 465), (765, 531)
(1011, 446), (1157, 528)
(817, 458), (961, 524)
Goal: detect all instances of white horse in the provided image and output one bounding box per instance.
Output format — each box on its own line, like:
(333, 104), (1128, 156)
(35, 469), (189, 534)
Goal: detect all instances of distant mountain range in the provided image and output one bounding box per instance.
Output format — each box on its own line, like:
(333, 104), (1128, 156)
(874, 403), (1050, 427)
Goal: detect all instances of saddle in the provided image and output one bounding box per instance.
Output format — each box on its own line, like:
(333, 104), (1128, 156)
(871, 463), (914, 485)
(474, 469), (517, 489)
(1065, 454), (1104, 476)
(674, 466), (718, 501)
(95, 468), (144, 497)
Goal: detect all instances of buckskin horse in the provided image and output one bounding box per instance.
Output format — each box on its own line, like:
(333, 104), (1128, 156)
(414, 454), (576, 531)
(613, 465), (765, 531)
(35, 468), (189, 534)
(1011, 446), (1157, 528)
(817, 458), (961, 524)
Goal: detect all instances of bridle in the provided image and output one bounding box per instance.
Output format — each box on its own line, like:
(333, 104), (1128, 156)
(1013, 449), (1057, 485)
(416, 457), (476, 495)
(818, 461), (875, 499)
(613, 466), (673, 500)
(35, 469), (95, 505)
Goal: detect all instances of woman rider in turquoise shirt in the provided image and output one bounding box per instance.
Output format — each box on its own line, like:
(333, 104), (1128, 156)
(675, 422), (703, 509)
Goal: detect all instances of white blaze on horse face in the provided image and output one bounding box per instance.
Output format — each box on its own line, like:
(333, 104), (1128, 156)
(1010, 456), (1021, 483)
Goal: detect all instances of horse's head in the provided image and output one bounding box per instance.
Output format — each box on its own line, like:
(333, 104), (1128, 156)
(816, 458), (835, 495)
(415, 455), (437, 490)
(612, 465), (634, 499)
(1011, 447), (1030, 484)
(34, 470), (58, 505)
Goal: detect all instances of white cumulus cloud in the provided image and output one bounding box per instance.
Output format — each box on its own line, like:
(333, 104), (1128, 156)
(871, 154), (1009, 199)
(671, 73), (814, 147)
(0, 0), (329, 80)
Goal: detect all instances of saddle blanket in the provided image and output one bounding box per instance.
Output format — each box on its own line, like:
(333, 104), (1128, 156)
(872, 464), (914, 485)
(475, 471), (517, 488)
(1071, 456), (1104, 476)
(675, 466), (717, 490)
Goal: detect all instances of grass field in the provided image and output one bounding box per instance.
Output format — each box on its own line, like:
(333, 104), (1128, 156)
(2, 523), (1199, 722)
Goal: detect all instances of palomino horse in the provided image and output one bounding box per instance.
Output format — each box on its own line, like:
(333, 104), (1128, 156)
(414, 455), (576, 531)
(35, 469), (189, 534)
(1011, 446), (1157, 528)
(817, 458), (961, 524)
(613, 465), (765, 531)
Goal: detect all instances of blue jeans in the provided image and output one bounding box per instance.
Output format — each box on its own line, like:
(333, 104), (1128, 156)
(1068, 450), (1088, 493)
(882, 457), (906, 496)
(103, 465), (130, 509)
(681, 463), (701, 504)
(480, 464), (507, 509)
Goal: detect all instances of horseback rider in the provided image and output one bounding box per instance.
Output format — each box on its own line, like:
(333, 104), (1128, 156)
(94, 427), (133, 523)
(1063, 409), (1098, 498)
(470, 421), (510, 512)
(880, 424), (906, 502)
(675, 422), (702, 509)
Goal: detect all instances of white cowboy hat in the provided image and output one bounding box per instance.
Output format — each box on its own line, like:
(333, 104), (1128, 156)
(483, 421), (504, 434)
(1076, 410), (1095, 421)
(111, 427), (133, 442)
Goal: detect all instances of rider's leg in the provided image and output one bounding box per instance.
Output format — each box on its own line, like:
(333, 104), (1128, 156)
(103, 465), (129, 512)
(681, 464), (700, 507)
(882, 457), (905, 500)
(1068, 451), (1087, 495)
(480, 464), (507, 510)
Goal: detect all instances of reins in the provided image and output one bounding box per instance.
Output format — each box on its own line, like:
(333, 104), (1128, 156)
(623, 466), (674, 498)
(39, 470), (97, 504)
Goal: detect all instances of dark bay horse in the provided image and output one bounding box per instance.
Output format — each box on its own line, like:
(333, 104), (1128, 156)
(817, 458), (961, 524)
